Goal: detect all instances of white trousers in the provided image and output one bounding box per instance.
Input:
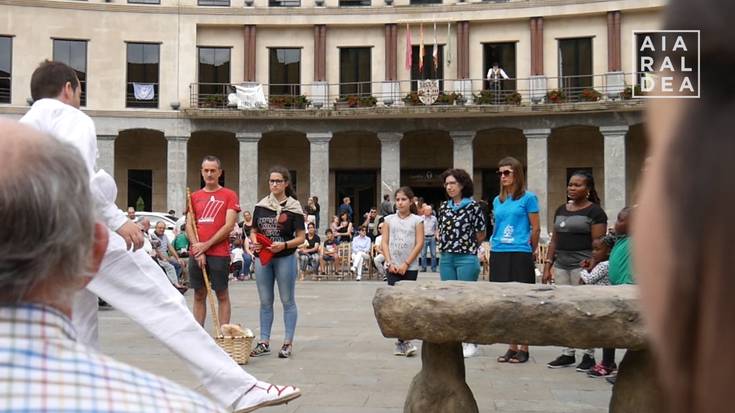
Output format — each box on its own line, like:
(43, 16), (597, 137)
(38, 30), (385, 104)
(72, 229), (257, 409)
(351, 252), (370, 276)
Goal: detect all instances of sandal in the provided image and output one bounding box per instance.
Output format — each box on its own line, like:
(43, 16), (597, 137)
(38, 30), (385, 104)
(509, 350), (530, 364)
(497, 349), (517, 363)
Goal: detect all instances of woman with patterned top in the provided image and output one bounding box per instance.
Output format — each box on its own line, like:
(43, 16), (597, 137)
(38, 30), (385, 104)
(437, 168), (487, 281)
(543, 170), (608, 371)
(437, 169), (487, 358)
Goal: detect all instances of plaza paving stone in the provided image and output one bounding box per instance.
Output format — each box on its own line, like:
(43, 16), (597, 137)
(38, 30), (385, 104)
(99, 273), (616, 412)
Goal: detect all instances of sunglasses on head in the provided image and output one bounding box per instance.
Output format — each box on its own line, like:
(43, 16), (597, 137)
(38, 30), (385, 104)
(497, 170), (513, 177)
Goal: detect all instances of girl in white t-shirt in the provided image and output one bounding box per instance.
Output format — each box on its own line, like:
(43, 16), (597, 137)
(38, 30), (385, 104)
(381, 186), (425, 357)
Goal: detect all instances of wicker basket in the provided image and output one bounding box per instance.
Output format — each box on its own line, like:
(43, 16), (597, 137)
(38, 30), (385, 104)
(215, 335), (253, 365)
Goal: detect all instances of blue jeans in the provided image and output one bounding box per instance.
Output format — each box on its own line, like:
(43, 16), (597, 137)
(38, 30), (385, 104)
(240, 253), (253, 277)
(439, 252), (480, 282)
(255, 254), (298, 342)
(420, 236), (437, 271)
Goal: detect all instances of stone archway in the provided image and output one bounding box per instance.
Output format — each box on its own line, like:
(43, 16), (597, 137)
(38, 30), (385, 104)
(401, 130), (452, 210)
(547, 125), (604, 226)
(330, 131), (380, 224)
(259, 131), (310, 202)
(114, 128), (166, 212)
(473, 128), (526, 201)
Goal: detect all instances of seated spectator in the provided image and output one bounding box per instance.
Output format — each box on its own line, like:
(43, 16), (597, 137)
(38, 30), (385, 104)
(373, 223), (387, 281)
(298, 223), (321, 279)
(350, 226), (372, 281)
(173, 224), (190, 257)
(151, 221), (185, 289)
(0, 121), (225, 412)
(361, 208), (381, 242)
(335, 212), (353, 244)
(230, 239), (245, 280)
(320, 229), (338, 274)
(239, 237), (254, 280)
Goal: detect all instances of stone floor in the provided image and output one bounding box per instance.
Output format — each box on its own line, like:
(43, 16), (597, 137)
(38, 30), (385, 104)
(99, 272), (617, 413)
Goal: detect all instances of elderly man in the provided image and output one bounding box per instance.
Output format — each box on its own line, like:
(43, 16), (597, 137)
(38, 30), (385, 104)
(153, 221), (185, 289)
(420, 205), (439, 272)
(0, 120), (225, 412)
(19, 61), (299, 412)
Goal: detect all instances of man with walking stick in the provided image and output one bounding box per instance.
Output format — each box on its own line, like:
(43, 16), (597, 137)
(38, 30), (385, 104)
(187, 155), (238, 327)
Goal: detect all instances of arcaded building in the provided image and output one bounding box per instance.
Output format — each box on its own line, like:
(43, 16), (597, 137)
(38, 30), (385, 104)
(0, 0), (663, 233)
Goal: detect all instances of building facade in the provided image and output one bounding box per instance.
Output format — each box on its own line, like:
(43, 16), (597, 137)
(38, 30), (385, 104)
(0, 0), (663, 233)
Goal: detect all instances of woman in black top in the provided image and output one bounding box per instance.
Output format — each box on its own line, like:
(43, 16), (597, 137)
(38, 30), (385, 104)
(334, 212), (353, 244)
(543, 170), (607, 370)
(249, 166), (305, 359)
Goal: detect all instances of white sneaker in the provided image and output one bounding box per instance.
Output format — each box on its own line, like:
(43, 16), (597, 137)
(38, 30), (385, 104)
(233, 381), (301, 413)
(405, 342), (418, 357)
(462, 343), (478, 358)
(393, 341), (406, 356)
(356, 275), (362, 281)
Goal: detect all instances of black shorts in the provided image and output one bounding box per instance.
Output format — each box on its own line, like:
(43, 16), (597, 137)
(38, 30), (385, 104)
(387, 270), (419, 286)
(188, 256), (230, 292)
(489, 251), (535, 284)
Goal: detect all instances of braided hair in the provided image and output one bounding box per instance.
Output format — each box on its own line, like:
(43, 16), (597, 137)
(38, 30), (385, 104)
(571, 170), (601, 204)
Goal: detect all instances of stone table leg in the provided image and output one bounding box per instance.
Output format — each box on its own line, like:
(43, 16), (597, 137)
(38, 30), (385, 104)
(404, 341), (478, 413)
(610, 349), (664, 413)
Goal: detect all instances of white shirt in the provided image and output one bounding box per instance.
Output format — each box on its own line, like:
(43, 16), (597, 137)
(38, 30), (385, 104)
(20, 98), (128, 231)
(486, 67), (510, 81)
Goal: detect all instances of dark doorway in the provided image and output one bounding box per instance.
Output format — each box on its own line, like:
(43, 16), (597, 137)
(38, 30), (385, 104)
(128, 169), (152, 211)
(481, 169), (501, 203)
(335, 171), (377, 224)
(558, 37), (593, 99)
(401, 169), (446, 211)
(199, 170), (226, 188)
(410, 45), (444, 91)
(482, 42), (516, 92)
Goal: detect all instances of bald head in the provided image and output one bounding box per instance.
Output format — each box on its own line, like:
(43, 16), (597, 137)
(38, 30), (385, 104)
(0, 120), (97, 305)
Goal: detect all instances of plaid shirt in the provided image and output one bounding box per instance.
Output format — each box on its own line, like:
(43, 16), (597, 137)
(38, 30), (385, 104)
(0, 303), (225, 413)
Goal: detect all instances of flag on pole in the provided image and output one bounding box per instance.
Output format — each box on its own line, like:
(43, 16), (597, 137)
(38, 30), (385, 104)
(432, 22), (438, 70)
(405, 24), (412, 71)
(446, 22), (452, 66)
(419, 23), (425, 72)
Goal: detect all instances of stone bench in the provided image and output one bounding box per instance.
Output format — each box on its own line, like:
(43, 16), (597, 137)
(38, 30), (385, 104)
(372, 281), (662, 413)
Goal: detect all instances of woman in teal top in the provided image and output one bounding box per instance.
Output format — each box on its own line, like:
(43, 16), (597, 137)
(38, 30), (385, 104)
(490, 157), (541, 364)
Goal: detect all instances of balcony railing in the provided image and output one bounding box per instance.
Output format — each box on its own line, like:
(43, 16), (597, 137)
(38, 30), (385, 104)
(127, 82), (159, 108)
(189, 72), (642, 111)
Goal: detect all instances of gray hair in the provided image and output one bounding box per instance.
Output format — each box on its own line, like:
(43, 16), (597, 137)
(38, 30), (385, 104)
(0, 128), (94, 302)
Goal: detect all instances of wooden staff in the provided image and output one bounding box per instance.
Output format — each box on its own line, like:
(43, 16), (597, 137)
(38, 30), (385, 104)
(186, 188), (222, 337)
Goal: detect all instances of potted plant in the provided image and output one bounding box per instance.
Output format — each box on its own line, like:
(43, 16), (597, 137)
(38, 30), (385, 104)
(402, 91), (422, 106)
(505, 91), (522, 105)
(580, 88), (602, 102)
(545, 89), (566, 103)
(620, 85), (642, 100)
(336, 95), (377, 108)
(269, 95), (310, 109)
(434, 92), (460, 105)
(473, 90), (497, 105)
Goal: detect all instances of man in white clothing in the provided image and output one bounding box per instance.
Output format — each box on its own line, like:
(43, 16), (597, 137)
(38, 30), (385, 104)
(20, 60), (300, 413)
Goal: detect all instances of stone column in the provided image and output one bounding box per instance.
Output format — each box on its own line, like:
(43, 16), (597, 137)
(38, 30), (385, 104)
(378, 132), (402, 198)
(525, 128), (550, 236)
(165, 136), (189, 215)
(96, 134), (116, 175)
(601, 125), (628, 220)
(307, 132), (332, 229)
(237, 132), (261, 214)
(450, 131), (475, 174)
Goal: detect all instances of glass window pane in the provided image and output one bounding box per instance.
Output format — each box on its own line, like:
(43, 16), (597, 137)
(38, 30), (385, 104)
(0, 36), (10, 104)
(127, 43), (159, 108)
(269, 48), (300, 96)
(340, 48), (371, 96)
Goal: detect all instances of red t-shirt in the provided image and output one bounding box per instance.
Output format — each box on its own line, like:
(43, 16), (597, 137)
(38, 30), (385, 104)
(189, 187), (240, 257)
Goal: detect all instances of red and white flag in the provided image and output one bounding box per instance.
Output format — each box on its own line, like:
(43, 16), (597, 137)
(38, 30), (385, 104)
(419, 23), (425, 71)
(405, 24), (412, 71)
(432, 22), (438, 70)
